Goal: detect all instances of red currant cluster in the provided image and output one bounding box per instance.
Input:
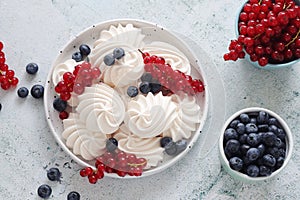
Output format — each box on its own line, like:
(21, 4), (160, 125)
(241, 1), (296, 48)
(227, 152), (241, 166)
(224, 0), (300, 66)
(80, 150), (147, 184)
(0, 41), (19, 90)
(54, 62), (101, 119)
(55, 62), (101, 100)
(139, 50), (204, 95)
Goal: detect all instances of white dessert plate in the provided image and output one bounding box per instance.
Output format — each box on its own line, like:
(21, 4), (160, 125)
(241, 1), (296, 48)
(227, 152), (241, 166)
(44, 19), (209, 178)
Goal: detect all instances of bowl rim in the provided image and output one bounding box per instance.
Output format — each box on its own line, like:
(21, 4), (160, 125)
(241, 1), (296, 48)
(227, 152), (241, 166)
(235, 1), (300, 69)
(219, 107), (293, 182)
(44, 18), (210, 179)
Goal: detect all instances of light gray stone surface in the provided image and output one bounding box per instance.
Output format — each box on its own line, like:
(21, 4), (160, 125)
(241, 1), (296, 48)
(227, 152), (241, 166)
(0, 0), (300, 199)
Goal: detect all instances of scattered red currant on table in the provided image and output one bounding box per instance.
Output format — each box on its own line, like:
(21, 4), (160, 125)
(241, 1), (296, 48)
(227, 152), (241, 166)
(224, 0), (300, 67)
(0, 41), (19, 90)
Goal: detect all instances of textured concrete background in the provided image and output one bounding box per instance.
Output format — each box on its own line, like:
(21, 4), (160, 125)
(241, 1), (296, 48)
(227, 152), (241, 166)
(1, 0), (300, 199)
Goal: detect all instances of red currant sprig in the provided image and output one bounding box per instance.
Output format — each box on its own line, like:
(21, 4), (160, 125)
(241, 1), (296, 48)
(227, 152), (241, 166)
(224, 0), (300, 66)
(55, 62), (101, 101)
(54, 61), (101, 120)
(139, 49), (204, 95)
(0, 41), (19, 90)
(80, 150), (147, 184)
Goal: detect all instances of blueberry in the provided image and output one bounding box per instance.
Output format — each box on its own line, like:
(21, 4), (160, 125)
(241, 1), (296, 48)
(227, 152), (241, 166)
(103, 54), (115, 66)
(72, 52), (83, 62)
(246, 147), (260, 162)
(17, 87), (29, 98)
(224, 128), (238, 141)
(47, 167), (61, 181)
(268, 117), (279, 126)
(248, 112), (259, 117)
(26, 62), (39, 74)
(246, 133), (261, 146)
(257, 144), (265, 157)
(53, 98), (67, 112)
(140, 73), (153, 82)
(239, 113), (250, 123)
(150, 82), (162, 94)
(257, 124), (269, 132)
(245, 123), (258, 133)
(106, 138), (118, 152)
(31, 84), (44, 98)
(242, 156), (252, 166)
(113, 48), (125, 59)
(67, 191), (81, 200)
(268, 125), (278, 134)
(79, 44), (91, 56)
(240, 144), (250, 155)
(127, 86), (138, 97)
(165, 141), (177, 155)
(250, 118), (257, 124)
(267, 147), (280, 158)
(175, 139), (188, 154)
(276, 128), (286, 141)
(229, 157), (244, 171)
(160, 137), (173, 148)
(229, 119), (240, 128)
(278, 148), (286, 157)
(276, 157), (285, 169)
(262, 154), (276, 167)
(239, 134), (248, 144)
(37, 184), (52, 199)
(0, 103), (2, 111)
(246, 165), (259, 177)
(257, 111), (269, 124)
(224, 139), (240, 154)
(139, 82), (151, 94)
(259, 165), (272, 176)
(274, 138), (284, 148)
(262, 132), (277, 146)
(236, 123), (246, 134)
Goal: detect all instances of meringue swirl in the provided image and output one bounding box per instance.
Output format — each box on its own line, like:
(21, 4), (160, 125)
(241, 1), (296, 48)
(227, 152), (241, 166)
(124, 92), (177, 138)
(141, 41), (191, 75)
(89, 23), (145, 88)
(52, 59), (81, 86)
(93, 23), (145, 48)
(62, 113), (107, 160)
(163, 94), (201, 142)
(114, 125), (164, 169)
(97, 47), (144, 88)
(76, 83), (125, 134)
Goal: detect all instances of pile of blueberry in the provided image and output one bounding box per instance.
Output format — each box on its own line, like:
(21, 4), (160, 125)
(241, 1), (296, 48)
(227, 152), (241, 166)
(126, 72), (162, 98)
(223, 110), (287, 177)
(72, 44), (91, 62)
(37, 167), (80, 199)
(160, 137), (188, 156)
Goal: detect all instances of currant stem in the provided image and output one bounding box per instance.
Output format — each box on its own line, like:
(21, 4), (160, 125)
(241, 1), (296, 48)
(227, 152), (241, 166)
(127, 161), (147, 167)
(254, 33), (261, 40)
(138, 49), (145, 56)
(285, 28), (300, 47)
(258, 0), (262, 5)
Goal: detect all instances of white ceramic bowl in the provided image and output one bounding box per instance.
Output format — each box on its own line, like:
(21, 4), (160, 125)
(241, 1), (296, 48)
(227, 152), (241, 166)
(219, 107), (293, 183)
(235, 2), (300, 70)
(44, 19), (209, 178)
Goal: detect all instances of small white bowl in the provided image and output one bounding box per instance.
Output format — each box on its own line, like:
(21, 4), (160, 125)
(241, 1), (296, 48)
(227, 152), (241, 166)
(219, 107), (293, 183)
